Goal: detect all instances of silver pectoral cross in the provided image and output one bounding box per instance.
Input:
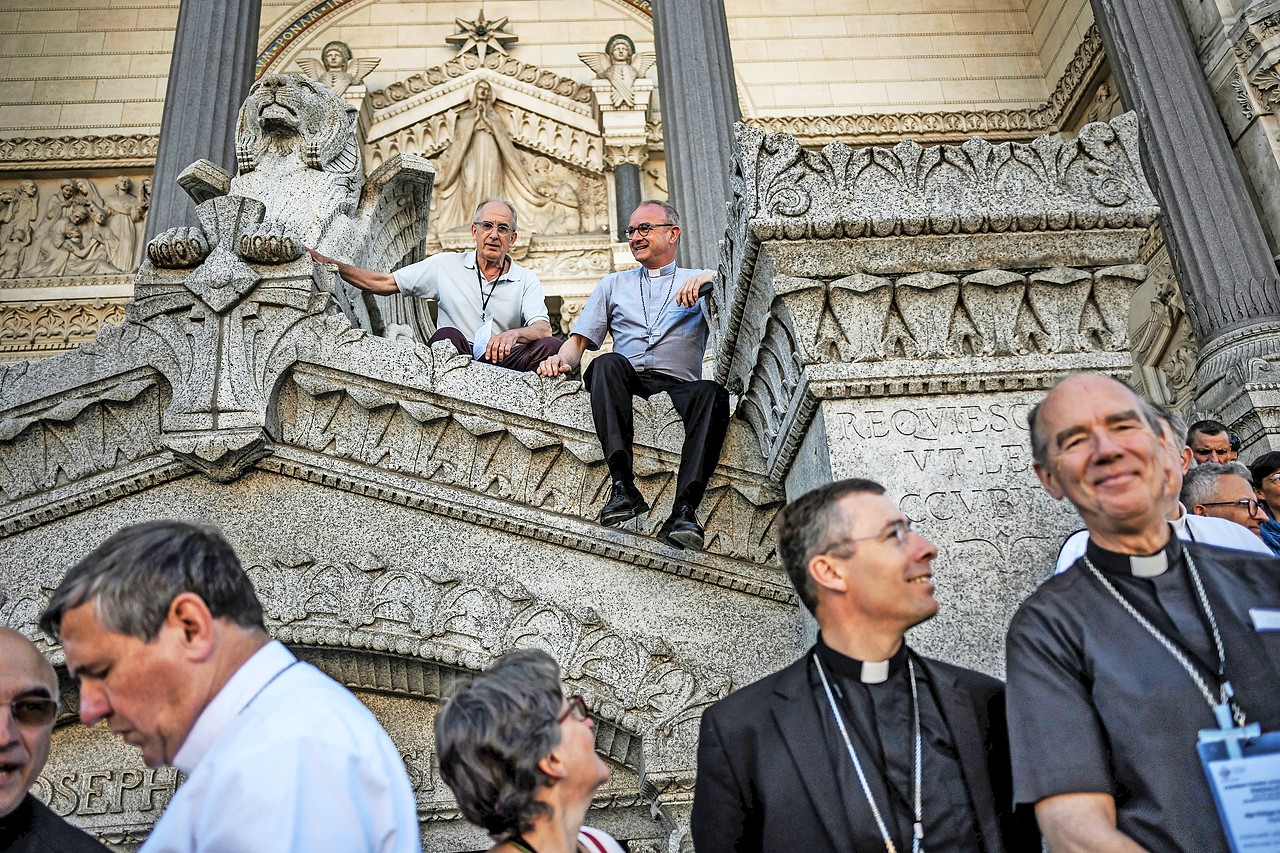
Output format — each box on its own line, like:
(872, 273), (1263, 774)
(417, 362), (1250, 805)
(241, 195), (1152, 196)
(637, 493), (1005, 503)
(1200, 698), (1261, 760)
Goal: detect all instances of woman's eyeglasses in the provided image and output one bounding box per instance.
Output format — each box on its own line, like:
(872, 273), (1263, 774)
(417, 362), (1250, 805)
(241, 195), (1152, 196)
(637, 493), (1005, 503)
(557, 695), (589, 723)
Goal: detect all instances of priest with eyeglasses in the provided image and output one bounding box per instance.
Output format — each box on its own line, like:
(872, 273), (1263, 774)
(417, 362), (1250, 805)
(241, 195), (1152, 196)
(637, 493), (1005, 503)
(690, 478), (1038, 853)
(537, 200), (726, 552)
(1008, 373), (1280, 852)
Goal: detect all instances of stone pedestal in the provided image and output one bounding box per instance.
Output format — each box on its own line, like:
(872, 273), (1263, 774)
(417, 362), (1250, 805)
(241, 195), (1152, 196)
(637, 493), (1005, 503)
(710, 115), (1160, 673)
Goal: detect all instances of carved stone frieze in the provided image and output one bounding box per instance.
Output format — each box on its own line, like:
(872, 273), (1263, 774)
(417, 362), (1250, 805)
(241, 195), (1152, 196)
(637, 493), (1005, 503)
(370, 52), (593, 110)
(1232, 6), (1280, 114)
(245, 548), (731, 745)
(0, 135), (158, 170)
(0, 299), (128, 355)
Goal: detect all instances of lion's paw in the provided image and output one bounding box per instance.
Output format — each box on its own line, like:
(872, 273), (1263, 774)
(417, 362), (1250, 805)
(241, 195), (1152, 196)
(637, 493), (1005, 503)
(147, 226), (211, 268)
(237, 222), (303, 265)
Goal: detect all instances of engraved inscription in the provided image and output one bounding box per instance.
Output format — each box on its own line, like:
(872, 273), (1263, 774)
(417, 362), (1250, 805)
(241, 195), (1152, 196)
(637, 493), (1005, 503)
(32, 767), (178, 819)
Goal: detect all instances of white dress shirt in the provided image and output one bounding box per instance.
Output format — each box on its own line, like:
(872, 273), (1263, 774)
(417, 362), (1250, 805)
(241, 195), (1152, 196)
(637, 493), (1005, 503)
(1053, 504), (1272, 574)
(142, 640), (420, 853)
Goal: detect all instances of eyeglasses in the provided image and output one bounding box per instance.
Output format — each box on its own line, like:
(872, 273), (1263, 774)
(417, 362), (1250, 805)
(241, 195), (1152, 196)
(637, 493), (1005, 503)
(7, 696), (58, 727)
(473, 220), (514, 236)
(557, 695), (589, 724)
(1264, 472), (1280, 486)
(624, 223), (676, 239)
(1200, 499), (1264, 515)
(820, 519), (916, 554)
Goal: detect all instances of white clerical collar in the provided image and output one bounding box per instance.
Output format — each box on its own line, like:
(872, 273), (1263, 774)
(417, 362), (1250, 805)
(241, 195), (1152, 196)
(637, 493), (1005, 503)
(646, 261), (677, 279)
(1129, 550), (1169, 577)
(860, 659), (890, 684)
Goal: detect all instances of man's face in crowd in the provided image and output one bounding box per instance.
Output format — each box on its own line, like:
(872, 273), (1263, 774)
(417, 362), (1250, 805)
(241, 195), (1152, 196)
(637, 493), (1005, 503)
(0, 631), (58, 818)
(627, 203), (679, 269)
(1033, 375), (1176, 537)
(470, 201), (517, 269)
(60, 602), (200, 769)
(1189, 430), (1232, 464)
(817, 493), (940, 632)
(1197, 474), (1268, 536)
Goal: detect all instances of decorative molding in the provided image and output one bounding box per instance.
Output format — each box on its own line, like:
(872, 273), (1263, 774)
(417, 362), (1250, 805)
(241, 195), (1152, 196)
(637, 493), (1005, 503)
(0, 300), (128, 352)
(0, 273), (134, 292)
(745, 24), (1104, 146)
(371, 53), (593, 110)
(0, 135), (158, 171)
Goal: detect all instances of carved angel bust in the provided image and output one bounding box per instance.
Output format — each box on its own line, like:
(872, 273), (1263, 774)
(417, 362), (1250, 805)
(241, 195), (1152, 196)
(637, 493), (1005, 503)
(296, 40), (380, 97)
(579, 34), (655, 108)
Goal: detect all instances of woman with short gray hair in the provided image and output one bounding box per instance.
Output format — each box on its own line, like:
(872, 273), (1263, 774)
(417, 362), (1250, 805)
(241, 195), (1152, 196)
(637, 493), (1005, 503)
(435, 648), (622, 853)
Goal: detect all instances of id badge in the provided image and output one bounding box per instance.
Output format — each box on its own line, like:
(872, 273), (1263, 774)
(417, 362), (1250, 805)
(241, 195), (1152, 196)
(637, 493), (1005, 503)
(1198, 730), (1280, 851)
(471, 319), (494, 360)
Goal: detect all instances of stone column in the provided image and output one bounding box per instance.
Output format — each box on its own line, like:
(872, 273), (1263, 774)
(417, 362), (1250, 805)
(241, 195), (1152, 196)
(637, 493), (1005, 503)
(1090, 0), (1280, 450)
(712, 116), (1160, 673)
(650, 0), (740, 270)
(614, 163), (642, 240)
(144, 0), (262, 243)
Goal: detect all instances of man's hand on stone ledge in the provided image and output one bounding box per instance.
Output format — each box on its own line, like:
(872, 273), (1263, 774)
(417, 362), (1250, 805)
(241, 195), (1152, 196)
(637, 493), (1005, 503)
(537, 354), (575, 377)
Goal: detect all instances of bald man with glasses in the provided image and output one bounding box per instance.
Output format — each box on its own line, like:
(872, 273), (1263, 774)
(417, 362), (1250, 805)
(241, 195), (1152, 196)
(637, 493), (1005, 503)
(309, 197), (561, 371)
(0, 627), (107, 852)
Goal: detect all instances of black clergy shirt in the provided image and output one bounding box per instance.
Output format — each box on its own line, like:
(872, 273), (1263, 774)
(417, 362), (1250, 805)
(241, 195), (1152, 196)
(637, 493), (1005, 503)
(813, 635), (985, 853)
(0, 794), (108, 853)
(1006, 534), (1280, 853)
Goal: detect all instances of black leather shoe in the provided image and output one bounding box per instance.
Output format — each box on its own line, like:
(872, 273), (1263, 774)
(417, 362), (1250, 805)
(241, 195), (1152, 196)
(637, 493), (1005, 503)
(600, 478), (649, 527)
(657, 504), (705, 551)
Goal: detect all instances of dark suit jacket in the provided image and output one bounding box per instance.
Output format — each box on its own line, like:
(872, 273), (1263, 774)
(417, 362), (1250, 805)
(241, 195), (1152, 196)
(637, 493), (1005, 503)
(690, 648), (1038, 853)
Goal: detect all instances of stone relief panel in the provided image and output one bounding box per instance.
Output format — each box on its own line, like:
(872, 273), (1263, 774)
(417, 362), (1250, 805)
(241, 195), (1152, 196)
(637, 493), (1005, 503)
(1, 299), (129, 361)
(0, 176), (151, 278)
(1129, 245), (1198, 412)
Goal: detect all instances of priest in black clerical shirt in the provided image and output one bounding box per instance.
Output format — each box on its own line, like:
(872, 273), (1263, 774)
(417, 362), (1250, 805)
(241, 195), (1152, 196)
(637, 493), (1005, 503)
(690, 478), (1037, 853)
(1009, 373), (1280, 852)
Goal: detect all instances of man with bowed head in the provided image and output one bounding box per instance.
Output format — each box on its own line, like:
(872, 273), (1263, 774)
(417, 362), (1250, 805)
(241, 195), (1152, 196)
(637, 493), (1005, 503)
(0, 628), (107, 852)
(538, 200), (726, 551)
(39, 520), (421, 853)
(691, 478), (1036, 853)
(1007, 373), (1280, 852)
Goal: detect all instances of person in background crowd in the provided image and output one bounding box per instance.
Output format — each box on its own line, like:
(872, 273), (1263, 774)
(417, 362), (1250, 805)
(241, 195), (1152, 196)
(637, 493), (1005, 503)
(1186, 419), (1234, 464)
(1182, 461), (1268, 538)
(0, 628), (108, 853)
(435, 648), (623, 853)
(1249, 450), (1280, 555)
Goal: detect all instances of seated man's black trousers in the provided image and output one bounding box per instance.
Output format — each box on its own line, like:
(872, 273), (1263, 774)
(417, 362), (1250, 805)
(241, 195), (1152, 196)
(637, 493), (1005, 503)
(584, 352), (730, 509)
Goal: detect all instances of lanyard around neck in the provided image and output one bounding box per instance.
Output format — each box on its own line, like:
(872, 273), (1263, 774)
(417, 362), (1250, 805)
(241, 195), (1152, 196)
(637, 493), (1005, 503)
(814, 652), (924, 853)
(1082, 550), (1244, 727)
(474, 255), (508, 317)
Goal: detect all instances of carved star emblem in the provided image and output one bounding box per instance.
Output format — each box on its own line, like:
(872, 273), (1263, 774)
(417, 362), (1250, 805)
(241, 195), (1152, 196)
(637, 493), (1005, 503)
(445, 7), (519, 63)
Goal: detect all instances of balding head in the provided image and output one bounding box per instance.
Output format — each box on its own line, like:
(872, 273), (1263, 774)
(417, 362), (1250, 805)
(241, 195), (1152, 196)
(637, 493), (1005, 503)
(1029, 374), (1178, 548)
(0, 627), (59, 818)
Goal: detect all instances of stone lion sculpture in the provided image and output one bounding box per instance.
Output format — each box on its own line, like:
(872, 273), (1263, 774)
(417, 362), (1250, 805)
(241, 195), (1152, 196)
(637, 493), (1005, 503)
(148, 73), (434, 337)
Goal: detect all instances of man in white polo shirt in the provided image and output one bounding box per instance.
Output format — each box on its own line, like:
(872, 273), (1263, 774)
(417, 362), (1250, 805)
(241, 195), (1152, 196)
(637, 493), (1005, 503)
(310, 197), (560, 371)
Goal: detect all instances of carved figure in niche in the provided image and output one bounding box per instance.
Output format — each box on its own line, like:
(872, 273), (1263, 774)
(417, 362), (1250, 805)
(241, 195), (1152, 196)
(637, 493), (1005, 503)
(103, 176), (145, 272)
(1080, 80), (1123, 127)
(295, 40), (381, 97)
(432, 80), (555, 233)
(27, 223), (99, 277)
(579, 34), (655, 108)
(78, 205), (122, 274)
(0, 180), (38, 276)
(35, 180), (82, 243)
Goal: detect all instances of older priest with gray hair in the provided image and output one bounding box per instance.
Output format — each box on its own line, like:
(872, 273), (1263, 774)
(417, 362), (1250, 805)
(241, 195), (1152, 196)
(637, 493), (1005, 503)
(691, 478), (1036, 853)
(1008, 373), (1280, 852)
(40, 520), (421, 853)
